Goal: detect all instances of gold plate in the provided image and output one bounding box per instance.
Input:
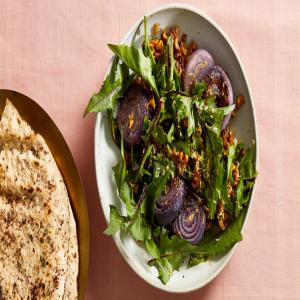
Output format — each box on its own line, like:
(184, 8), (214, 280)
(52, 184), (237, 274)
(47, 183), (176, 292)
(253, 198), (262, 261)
(0, 90), (89, 299)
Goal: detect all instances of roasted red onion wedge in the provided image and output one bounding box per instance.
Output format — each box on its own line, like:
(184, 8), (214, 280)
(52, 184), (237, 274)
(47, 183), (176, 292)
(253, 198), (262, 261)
(117, 84), (149, 145)
(172, 197), (206, 245)
(183, 49), (215, 94)
(202, 65), (233, 129)
(154, 177), (186, 226)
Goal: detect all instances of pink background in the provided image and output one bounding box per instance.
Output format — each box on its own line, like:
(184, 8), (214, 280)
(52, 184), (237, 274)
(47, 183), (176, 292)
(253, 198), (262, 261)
(0, 1), (299, 299)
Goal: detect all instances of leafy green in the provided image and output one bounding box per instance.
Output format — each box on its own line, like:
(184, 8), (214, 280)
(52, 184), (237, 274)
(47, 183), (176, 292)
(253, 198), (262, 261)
(112, 136), (135, 217)
(227, 138), (238, 180)
(104, 205), (127, 235)
(188, 209), (245, 267)
(135, 144), (153, 181)
(205, 127), (225, 219)
(148, 227), (190, 283)
(154, 57), (167, 92)
(108, 44), (159, 97)
(235, 179), (244, 217)
(239, 144), (257, 179)
(84, 58), (132, 115)
(143, 16), (155, 66)
(128, 209), (151, 241)
(170, 93), (195, 137)
(166, 36), (176, 92)
(152, 126), (169, 144)
(193, 81), (207, 98)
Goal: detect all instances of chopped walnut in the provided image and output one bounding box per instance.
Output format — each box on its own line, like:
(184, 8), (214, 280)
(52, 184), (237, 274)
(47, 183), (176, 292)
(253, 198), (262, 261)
(149, 39), (164, 60)
(192, 171), (201, 189)
(217, 202), (229, 231)
(232, 95), (245, 118)
(152, 23), (160, 35)
(148, 95), (156, 109)
(232, 164), (240, 186)
(171, 149), (189, 175)
(149, 26), (198, 77)
(222, 128), (234, 151)
(228, 181), (235, 197)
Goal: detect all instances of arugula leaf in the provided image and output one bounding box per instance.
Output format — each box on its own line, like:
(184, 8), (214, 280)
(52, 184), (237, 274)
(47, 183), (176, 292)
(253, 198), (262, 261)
(173, 140), (191, 156)
(128, 209), (151, 241)
(84, 58), (131, 115)
(104, 205), (127, 235)
(227, 138), (238, 180)
(235, 179), (243, 217)
(205, 127), (225, 219)
(145, 239), (160, 259)
(143, 16), (155, 65)
(152, 126), (168, 144)
(135, 144), (153, 181)
(167, 124), (175, 143)
(152, 154), (175, 179)
(193, 81), (207, 98)
(108, 44), (159, 97)
(170, 93), (195, 137)
(148, 227), (190, 283)
(174, 66), (182, 92)
(167, 36), (176, 92)
(188, 209), (245, 267)
(239, 144), (257, 179)
(112, 136), (135, 217)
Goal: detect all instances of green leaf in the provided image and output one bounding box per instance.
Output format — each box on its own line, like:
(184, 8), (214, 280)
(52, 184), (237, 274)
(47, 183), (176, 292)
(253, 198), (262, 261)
(152, 155), (175, 179)
(152, 126), (168, 145)
(173, 140), (191, 156)
(104, 205), (127, 235)
(143, 16), (155, 65)
(205, 127), (225, 219)
(84, 58), (131, 115)
(148, 227), (190, 283)
(170, 93), (195, 137)
(193, 81), (207, 98)
(113, 136), (135, 217)
(167, 124), (175, 144)
(108, 44), (159, 97)
(135, 144), (153, 181)
(227, 138), (238, 179)
(145, 239), (160, 259)
(167, 36), (176, 92)
(239, 144), (257, 179)
(188, 209), (246, 267)
(235, 179), (243, 217)
(128, 210), (151, 241)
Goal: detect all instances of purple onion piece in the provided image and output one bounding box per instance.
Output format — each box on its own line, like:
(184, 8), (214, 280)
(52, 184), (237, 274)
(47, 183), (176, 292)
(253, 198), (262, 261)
(202, 65), (234, 129)
(172, 196), (206, 245)
(117, 84), (149, 146)
(154, 177), (186, 226)
(183, 49), (215, 94)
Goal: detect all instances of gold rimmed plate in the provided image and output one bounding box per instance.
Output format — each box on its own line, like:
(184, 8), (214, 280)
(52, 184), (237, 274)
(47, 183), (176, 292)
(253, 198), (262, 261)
(0, 90), (89, 299)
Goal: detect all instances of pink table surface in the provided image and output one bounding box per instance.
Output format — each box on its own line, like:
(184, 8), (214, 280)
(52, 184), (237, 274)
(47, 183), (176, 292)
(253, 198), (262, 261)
(1, 1), (300, 299)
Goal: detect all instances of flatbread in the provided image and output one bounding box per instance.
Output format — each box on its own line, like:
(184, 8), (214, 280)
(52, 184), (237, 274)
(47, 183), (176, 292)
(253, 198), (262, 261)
(0, 100), (78, 299)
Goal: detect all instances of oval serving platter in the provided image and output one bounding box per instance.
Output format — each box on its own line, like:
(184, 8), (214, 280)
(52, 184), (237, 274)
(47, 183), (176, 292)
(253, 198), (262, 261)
(95, 3), (258, 292)
(0, 90), (90, 299)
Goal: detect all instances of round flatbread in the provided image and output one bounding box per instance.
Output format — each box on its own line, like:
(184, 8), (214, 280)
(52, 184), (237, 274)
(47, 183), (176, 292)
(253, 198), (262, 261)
(0, 100), (78, 299)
